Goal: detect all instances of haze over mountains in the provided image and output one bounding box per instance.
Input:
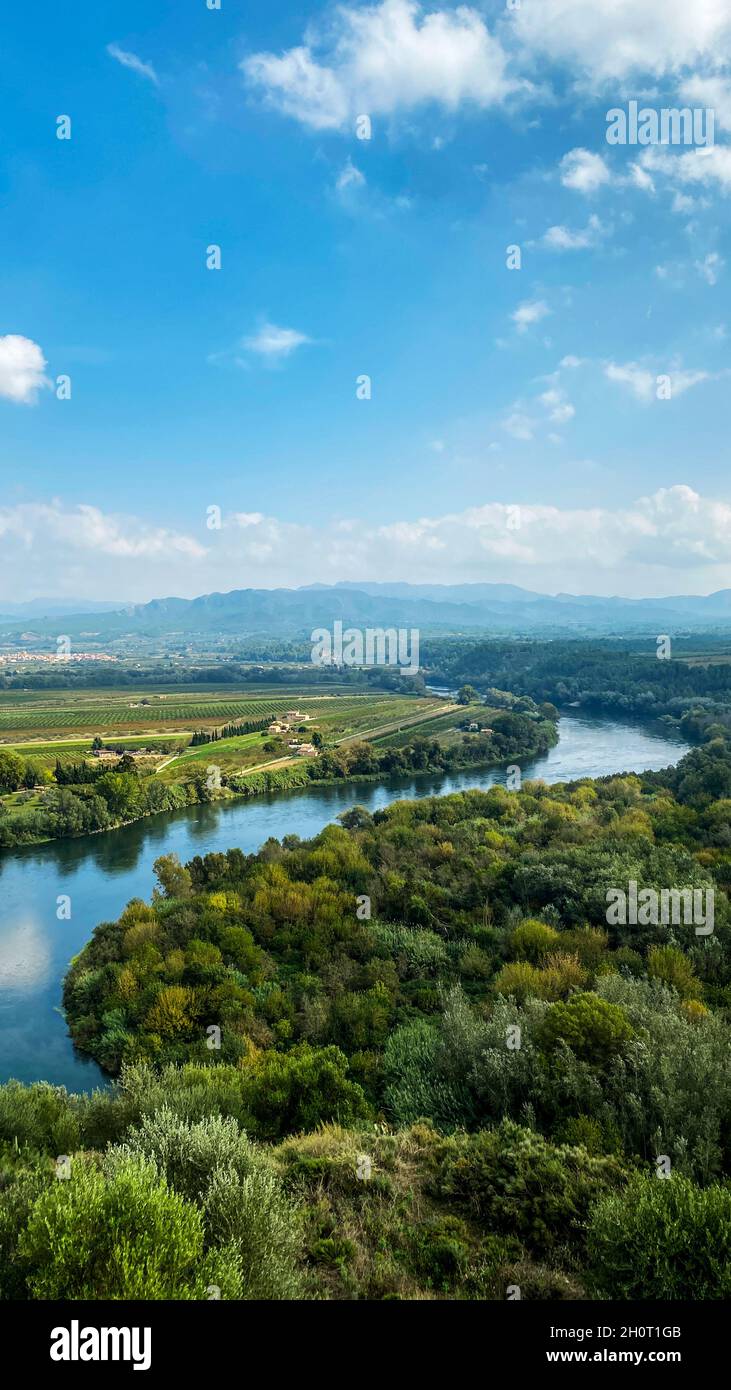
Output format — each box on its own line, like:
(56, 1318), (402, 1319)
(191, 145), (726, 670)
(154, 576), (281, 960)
(4, 582), (731, 639)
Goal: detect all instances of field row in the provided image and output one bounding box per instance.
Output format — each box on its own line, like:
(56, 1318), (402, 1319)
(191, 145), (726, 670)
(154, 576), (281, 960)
(0, 693), (425, 738)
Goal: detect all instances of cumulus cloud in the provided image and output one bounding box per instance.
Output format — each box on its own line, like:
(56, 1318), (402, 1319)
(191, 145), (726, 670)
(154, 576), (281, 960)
(503, 379), (576, 440)
(512, 0), (731, 86)
(560, 148), (612, 194)
(502, 411), (535, 441)
(7, 488), (731, 600)
(538, 388), (575, 424)
(204, 488), (731, 594)
(696, 251), (725, 285)
(681, 74), (731, 131)
(0, 503), (204, 560)
(211, 486), (731, 589)
(227, 488), (731, 592)
(242, 0), (519, 131)
(0, 335), (50, 404)
(638, 144), (731, 194)
(241, 322), (313, 361)
(106, 42), (159, 86)
(0, 503), (205, 602)
(541, 214), (605, 250)
(511, 299), (550, 333)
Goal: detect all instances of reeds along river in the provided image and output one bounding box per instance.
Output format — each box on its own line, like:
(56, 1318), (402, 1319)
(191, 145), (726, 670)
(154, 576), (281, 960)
(0, 711), (690, 1091)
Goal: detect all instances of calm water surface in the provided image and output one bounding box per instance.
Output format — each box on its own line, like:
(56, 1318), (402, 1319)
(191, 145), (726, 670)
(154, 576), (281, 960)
(0, 712), (690, 1090)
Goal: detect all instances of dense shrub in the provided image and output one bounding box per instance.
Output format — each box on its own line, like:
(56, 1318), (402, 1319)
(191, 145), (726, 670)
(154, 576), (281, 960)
(434, 1120), (625, 1258)
(537, 992), (635, 1066)
(113, 1110), (302, 1299)
(16, 1155), (242, 1300)
(587, 1174), (731, 1299)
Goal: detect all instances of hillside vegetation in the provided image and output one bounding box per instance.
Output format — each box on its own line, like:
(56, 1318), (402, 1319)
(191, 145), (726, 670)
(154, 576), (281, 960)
(2, 735), (730, 1299)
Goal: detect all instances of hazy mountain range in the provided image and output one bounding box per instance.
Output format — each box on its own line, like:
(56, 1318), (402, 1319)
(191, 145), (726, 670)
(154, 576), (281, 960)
(4, 582), (731, 640)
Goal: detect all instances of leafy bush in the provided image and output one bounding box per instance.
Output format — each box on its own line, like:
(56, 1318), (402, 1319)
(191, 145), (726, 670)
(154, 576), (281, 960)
(537, 992), (634, 1066)
(493, 960), (543, 1002)
(16, 1155), (241, 1299)
(238, 1044), (370, 1138)
(434, 1120), (625, 1258)
(587, 1173), (731, 1299)
(0, 1080), (80, 1155)
(115, 1109), (302, 1298)
(510, 919), (561, 962)
(647, 945), (703, 1000)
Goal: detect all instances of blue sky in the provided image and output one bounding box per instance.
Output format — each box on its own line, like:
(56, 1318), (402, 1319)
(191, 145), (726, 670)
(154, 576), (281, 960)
(1, 0), (731, 601)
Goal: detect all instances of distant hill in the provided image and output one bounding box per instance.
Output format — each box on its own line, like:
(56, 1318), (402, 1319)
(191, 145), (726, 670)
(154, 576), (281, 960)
(4, 582), (731, 643)
(0, 598), (126, 620)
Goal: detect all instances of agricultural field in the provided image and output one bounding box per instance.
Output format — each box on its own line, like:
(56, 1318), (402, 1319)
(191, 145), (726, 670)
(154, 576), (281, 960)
(156, 697), (458, 782)
(0, 683), (449, 777)
(368, 706), (476, 749)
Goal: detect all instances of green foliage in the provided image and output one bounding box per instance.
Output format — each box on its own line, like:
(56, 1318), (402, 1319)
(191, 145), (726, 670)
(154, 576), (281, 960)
(153, 853), (193, 899)
(537, 992), (635, 1066)
(0, 1080), (81, 1155)
(587, 1173), (731, 1299)
(238, 1044), (370, 1139)
(647, 944), (703, 999)
(510, 918), (561, 962)
(113, 1109), (302, 1298)
(3, 702), (730, 1298)
(16, 1155), (241, 1300)
(434, 1120), (625, 1258)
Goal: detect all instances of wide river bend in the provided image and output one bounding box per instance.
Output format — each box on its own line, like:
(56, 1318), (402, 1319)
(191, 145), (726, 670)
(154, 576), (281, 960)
(0, 712), (690, 1090)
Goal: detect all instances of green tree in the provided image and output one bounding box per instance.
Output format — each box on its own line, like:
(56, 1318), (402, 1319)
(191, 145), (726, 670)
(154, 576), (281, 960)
(153, 853), (193, 899)
(0, 750), (25, 793)
(537, 992), (634, 1067)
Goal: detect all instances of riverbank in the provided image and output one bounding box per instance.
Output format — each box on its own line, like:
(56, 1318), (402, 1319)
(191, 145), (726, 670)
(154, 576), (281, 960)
(0, 711), (691, 1090)
(0, 703), (556, 851)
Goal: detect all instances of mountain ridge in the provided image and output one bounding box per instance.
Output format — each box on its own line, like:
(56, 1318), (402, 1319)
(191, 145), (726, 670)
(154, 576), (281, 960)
(4, 582), (731, 639)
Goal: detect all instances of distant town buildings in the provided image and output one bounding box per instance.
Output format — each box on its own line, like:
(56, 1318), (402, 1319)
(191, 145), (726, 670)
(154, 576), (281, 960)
(0, 652), (116, 664)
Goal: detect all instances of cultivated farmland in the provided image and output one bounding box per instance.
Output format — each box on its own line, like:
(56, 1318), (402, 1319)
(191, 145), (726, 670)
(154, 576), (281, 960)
(0, 684), (446, 758)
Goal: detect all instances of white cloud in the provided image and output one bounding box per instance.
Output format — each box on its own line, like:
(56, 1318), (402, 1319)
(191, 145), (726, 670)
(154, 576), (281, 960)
(9, 488), (731, 599)
(512, 0), (731, 86)
(336, 158), (366, 193)
(539, 388), (575, 424)
(605, 360), (714, 402)
(682, 74), (731, 131)
(241, 322), (313, 361)
(0, 503), (205, 598)
(541, 213), (604, 250)
(559, 148), (611, 194)
(628, 162), (655, 193)
(0, 335), (50, 404)
(502, 412), (535, 441)
(213, 487), (731, 593)
(639, 144), (731, 194)
(511, 299), (550, 333)
(195, 488), (731, 594)
(696, 251), (725, 285)
(242, 0), (518, 131)
(106, 42), (159, 86)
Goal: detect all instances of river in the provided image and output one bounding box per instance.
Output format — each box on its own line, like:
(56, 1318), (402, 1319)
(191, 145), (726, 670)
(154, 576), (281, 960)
(0, 711), (690, 1091)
